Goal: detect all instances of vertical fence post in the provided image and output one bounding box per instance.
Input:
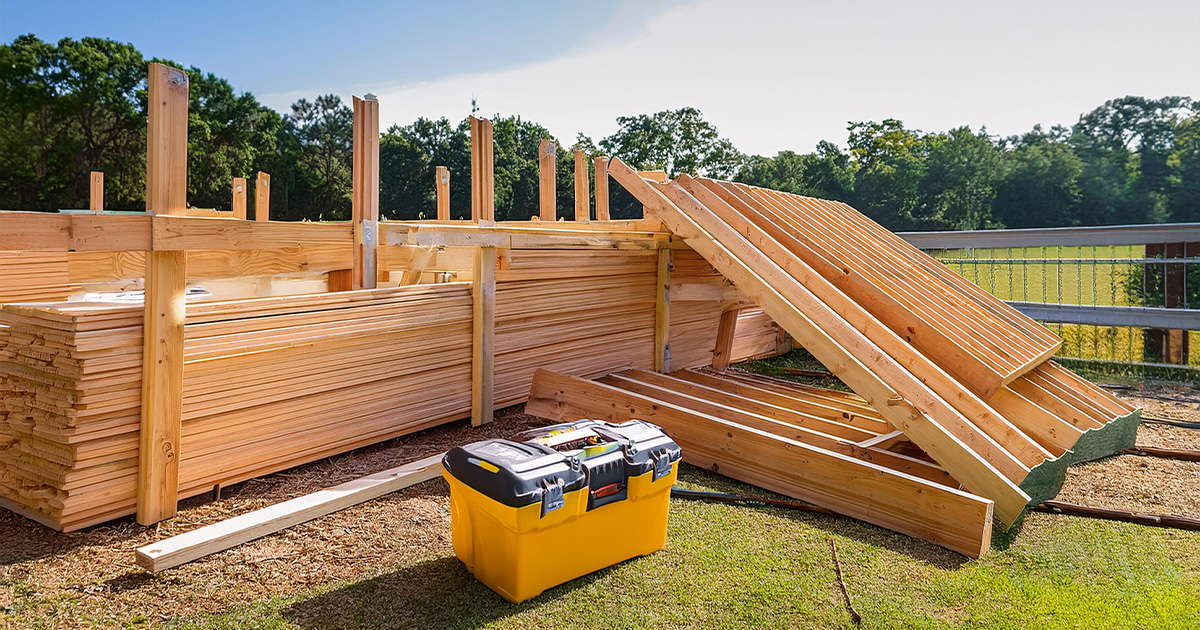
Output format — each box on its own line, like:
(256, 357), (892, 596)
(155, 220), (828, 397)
(138, 62), (189, 526)
(89, 171), (104, 213)
(232, 177), (247, 219)
(593, 157), (609, 221)
(352, 95), (379, 290)
(655, 248), (672, 372)
(436, 166), (450, 220)
(472, 245), (496, 426)
(254, 172), (270, 221)
(1145, 242), (1196, 364)
(539, 139), (556, 221)
(574, 149), (589, 221)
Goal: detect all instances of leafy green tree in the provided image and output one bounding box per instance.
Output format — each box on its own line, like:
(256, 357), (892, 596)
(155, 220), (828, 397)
(487, 115), (556, 221)
(918, 126), (1004, 230)
(1069, 96), (1194, 224)
(0, 35), (146, 210)
(1171, 112), (1200, 222)
(287, 94), (352, 220)
(735, 142), (855, 202)
(600, 107), (743, 178)
(993, 126), (1083, 228)
(844, 119), (926, 229)
(380, 117), (470, 220)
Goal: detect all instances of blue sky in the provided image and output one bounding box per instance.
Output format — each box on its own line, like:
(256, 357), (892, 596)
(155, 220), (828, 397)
(3, 0), (1198, 155)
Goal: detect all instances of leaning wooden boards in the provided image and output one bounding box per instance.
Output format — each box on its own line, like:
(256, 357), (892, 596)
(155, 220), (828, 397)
(527, 368), (995, 557)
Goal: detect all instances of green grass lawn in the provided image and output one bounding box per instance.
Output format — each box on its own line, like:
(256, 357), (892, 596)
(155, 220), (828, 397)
(171, 464), (1200, 630)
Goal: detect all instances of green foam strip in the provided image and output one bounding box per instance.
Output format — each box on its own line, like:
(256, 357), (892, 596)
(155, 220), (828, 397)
(1019, 408), (1142, 510)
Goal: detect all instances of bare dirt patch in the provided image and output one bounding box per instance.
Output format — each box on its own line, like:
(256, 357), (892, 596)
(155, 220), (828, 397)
(0, 406), (545, 626)
(1054, 385), (1200, 516)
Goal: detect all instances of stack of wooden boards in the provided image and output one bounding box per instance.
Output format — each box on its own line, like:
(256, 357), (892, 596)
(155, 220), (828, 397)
(0, 285), (474, 530)
(0, 252), (73, 303)
(524, 161), (1139, 551)
(0, 247), (783, 531)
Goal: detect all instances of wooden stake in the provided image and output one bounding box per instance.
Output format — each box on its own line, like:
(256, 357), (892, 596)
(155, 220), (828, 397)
(712, 308), (738, 370)
(89, 171), (104, 213)
(471, 117), (495, 223)
(574, 149), (589, 221)
(232, 177), (247, 220)
(594, 157), (609, 220)
(254, 172), (270, 221)
(352, 95), (379, 290)
(436, 166), (450, 220)
(146, 64), (188, 216)
(656, 248), (672, 372)
(472, 246), (496, 425)
(138, 62), (189, 526)
(539, 139), (557, 221)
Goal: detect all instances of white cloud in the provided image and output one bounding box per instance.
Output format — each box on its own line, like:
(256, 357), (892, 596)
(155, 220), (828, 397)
(262, 0), (1200, 156)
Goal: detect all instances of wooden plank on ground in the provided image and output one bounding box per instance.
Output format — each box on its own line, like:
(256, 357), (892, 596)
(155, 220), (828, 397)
(527, 370), (993, 557)
(134, 453), (443, 572)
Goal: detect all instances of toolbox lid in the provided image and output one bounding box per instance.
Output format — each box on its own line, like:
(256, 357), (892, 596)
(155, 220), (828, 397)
(517, 419), (682, 480)
(443, 439), (586, 510)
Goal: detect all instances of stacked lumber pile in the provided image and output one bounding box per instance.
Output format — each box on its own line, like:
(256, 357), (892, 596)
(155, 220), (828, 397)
(0, 252), (73, 302)
(608, 159), (1141, 537)
(0, 247), (786, 531)
(0, 284), (473, 530)
(668, 250), (735, 368)
(492, 248), (777, 406)
(0, 302), (142, 529)
(730, 307), (786, 362)
(494, 249), (657, 406)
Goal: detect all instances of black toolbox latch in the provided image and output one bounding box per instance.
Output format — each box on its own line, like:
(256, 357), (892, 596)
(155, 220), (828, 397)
(539, 478), (566, 518)
(651, 450), (672, 481)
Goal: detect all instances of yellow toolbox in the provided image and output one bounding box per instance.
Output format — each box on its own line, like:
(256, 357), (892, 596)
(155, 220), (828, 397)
(442, 419), (681, 602)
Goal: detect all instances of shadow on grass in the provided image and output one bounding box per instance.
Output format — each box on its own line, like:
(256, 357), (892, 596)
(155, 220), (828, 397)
(282, 555), (621, 630)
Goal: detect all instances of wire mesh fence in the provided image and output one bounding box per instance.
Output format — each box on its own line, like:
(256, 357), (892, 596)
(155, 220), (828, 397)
(901, 225), (1200, 383)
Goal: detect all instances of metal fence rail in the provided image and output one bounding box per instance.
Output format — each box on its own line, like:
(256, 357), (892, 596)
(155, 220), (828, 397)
(898, 223), (1200, 377)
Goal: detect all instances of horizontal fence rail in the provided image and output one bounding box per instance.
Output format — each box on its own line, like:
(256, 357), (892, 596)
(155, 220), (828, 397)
(900, 223), (1200, 379)
(900, 223), (1200, 249)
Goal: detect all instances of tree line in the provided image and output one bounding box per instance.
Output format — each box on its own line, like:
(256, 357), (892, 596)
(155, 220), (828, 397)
(2, 35), (1197, 231)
